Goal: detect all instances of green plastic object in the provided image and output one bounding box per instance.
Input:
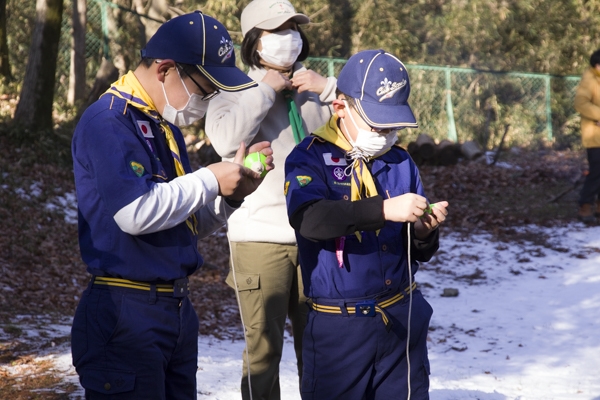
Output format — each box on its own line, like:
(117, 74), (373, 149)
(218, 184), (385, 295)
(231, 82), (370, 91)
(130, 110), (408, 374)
(244, 152), (268, 178)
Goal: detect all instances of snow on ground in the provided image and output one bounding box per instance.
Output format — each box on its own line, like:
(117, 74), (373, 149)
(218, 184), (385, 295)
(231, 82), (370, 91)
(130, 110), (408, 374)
(7, 223), (600, 399)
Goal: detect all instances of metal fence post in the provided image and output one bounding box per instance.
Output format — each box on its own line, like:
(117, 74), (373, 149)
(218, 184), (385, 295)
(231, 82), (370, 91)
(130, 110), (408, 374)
(99, 0), (110, 60)
(545, 75), (553, 141)
(445, 67), (458, 142)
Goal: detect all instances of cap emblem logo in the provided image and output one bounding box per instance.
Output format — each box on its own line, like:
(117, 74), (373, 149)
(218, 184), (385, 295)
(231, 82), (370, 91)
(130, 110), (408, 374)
(270, 2), (294, 14)
(218, 36), (234, 63)
(376, 77), (406, 102)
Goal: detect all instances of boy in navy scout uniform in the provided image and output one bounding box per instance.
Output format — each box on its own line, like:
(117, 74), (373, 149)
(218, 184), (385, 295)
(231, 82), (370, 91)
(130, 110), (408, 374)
(70, 12), (273, 399)
(284, 49), (449, 399)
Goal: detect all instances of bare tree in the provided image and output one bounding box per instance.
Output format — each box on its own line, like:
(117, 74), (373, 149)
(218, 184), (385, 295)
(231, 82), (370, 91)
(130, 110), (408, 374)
(67, 0), (87, 107)
(13, 0), (64, 131)
(0, 0), (11, 81)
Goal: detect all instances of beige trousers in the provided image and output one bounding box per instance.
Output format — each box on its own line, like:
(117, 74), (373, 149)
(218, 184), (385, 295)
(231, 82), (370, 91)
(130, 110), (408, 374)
(226, 242), (308, 400)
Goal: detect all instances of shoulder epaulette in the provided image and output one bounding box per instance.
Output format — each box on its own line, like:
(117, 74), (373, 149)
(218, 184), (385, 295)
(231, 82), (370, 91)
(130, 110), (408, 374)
(296, 135), (325, 151)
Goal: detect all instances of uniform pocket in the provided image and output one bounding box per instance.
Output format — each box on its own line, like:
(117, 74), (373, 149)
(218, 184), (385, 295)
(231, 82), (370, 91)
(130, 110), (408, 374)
(80, 367), (135, 395)
(228, 271), (266, 326)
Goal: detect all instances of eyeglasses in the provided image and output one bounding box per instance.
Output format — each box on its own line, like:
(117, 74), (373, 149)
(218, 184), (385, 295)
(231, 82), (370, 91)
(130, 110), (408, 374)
(369, 126), (398, 135)
(177, 64), (220, 101)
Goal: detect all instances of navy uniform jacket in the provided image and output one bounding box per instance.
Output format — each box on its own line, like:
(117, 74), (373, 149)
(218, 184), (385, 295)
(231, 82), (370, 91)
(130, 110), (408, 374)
(285, 136), (438, 300)
(72, 95), (203, 282)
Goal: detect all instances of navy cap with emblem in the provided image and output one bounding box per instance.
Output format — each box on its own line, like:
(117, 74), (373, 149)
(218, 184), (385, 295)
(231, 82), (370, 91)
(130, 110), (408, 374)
(141, 11), (256, 92)
(337, 49), (417, 130)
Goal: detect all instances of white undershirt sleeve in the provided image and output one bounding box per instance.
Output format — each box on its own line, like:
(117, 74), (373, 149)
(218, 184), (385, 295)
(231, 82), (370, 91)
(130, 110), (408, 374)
(113, 168), (229, 236)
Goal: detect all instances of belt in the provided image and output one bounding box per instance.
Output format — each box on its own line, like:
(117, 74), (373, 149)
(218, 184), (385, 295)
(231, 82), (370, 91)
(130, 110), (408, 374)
(92, 276), (189, 298)
(309, 282), (417, 331)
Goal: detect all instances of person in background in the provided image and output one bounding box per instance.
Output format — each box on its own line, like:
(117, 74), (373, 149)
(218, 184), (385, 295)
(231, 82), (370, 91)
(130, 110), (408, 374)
(70, 12), (271, 399)
(284, 49), (448, 399)
(574, 48), (600, 223)
(204, 0), (336, 398)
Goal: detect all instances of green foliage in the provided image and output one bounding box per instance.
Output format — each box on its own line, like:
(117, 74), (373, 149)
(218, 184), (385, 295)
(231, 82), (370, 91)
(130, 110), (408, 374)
(5, 0), (599, 149)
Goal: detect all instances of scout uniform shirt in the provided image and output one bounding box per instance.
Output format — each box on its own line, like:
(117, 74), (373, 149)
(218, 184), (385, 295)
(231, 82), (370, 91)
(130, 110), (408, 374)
(72, 72), (203, 282)
(285, 126), (436, 301)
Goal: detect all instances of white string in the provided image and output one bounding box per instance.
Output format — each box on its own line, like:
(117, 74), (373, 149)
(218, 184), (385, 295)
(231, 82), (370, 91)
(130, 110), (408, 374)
(406, 222), (413, 400)
(223, 204), (254, 400)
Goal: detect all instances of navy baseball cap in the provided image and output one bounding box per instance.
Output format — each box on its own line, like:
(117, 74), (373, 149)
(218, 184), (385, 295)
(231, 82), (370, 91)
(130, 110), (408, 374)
(141, 11), (256, 92)
(337, 49), (417, 129)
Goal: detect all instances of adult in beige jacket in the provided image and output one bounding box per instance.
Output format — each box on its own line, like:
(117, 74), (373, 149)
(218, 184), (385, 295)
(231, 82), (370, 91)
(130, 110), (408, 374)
(574, 48), (600, 222)
(204, 1), (336, 399)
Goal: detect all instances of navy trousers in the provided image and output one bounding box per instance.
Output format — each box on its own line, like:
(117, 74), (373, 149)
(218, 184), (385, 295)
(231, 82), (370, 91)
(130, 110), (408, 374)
(300, 290), (433, 400)
(71, 284), (199, 399)
(579, 147), (600, 205)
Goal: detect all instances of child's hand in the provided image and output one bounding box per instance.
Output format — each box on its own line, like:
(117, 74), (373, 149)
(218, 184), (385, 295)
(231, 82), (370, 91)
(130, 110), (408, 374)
(382, 193), (429, 223)
(414, 201), (449, 238)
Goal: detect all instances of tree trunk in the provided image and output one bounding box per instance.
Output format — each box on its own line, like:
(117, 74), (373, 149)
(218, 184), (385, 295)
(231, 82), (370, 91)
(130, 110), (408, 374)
(67, 0), (87, 107)
(77, 57), (119, 119)
(0, 0), (11, 81)
(13, 0), (64, 131)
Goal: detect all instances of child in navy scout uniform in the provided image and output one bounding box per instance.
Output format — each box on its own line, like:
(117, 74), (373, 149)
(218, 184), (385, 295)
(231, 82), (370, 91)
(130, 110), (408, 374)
(284, 49), (449, 399)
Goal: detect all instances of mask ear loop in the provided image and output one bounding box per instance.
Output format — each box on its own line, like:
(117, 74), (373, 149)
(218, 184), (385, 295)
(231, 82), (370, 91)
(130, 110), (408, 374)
(161, 67), (192, 110)
(340, 101), (368, 178)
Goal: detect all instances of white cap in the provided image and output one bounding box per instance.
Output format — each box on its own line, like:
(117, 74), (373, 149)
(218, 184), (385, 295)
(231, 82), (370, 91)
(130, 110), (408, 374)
(240, 0), (310, 36)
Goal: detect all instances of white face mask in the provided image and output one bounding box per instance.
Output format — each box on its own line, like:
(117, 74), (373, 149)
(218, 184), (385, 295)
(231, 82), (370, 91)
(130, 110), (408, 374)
(161, 69), (209, 127)
(257, 29), (303, 68)
(341, 101), (398, 158)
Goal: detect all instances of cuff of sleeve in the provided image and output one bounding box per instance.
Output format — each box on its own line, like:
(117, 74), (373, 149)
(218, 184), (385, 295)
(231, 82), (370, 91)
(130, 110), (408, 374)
(320, 76), (338, 103)
(224, 197), (244, 208)
(412, 226), (439, 250)
(354, 196), (386, 231)
(257, 81), (277, 103)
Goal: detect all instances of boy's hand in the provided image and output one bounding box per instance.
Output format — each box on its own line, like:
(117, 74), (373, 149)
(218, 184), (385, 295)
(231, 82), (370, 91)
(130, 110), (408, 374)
(207, 141), (274, 202)
(291, 70), (328, 94)
(414, 201), (449, 238)
(382, 193), (429, 223)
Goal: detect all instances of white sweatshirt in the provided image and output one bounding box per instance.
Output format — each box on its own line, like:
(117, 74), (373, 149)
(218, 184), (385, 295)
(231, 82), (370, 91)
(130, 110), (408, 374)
(205, 63), (337, 244)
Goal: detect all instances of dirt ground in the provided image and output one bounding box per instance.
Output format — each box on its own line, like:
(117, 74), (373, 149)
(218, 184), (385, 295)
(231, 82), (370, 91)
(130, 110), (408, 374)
(0, 134), (590, 398)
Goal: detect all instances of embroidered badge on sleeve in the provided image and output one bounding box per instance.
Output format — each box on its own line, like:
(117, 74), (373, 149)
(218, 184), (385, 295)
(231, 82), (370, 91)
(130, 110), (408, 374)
(130, 161), (145, 177)
(296, 176), (312, 187)
(284, 181), (290, 196)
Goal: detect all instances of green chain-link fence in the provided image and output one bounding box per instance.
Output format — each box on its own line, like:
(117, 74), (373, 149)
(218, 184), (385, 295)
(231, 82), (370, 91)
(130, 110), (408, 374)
(49, 0), (584, 149)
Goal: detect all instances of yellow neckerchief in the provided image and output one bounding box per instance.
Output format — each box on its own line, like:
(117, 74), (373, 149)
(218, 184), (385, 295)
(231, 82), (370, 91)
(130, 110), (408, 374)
(313, 114), (379, 201)
(103, 71), (198, 235)
(312, 114), (386, 240)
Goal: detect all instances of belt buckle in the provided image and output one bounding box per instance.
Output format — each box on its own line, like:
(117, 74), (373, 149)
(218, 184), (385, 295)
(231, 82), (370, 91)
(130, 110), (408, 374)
(173, 278), (189, 298)
(355, 300), (376, 317)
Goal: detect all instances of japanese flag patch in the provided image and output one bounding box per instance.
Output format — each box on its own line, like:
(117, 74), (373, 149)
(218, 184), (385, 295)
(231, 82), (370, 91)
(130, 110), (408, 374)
(323, 153), (347, 166)
(137, 120), (154, 138)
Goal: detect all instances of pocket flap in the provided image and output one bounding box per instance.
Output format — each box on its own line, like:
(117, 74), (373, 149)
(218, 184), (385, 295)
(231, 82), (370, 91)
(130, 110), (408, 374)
(81, 367), (135, 394)
(233, 272), (260, 291)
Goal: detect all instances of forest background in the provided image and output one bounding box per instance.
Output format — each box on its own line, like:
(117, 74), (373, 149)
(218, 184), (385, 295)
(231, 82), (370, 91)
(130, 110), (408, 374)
(3, 0), (600, 151)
